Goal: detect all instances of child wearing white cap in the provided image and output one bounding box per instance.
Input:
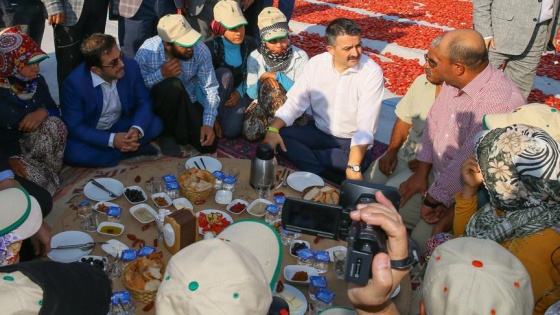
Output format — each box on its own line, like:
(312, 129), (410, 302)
(243, 7), (309, 141)
(204, 0), (258, 138)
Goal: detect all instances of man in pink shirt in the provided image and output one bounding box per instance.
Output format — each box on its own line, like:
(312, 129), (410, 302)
(398, 29), (525, 254)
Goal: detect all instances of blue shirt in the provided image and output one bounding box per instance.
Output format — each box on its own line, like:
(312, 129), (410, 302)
(135, 37), (220, 126)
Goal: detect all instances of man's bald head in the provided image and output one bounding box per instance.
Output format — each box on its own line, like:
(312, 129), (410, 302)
(438, 29), (488, 71)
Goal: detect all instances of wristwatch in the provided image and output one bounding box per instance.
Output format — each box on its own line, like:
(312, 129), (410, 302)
(347, 165), (361, 172)
(391, 254), (418, 270)
(422, 193), (440, 208)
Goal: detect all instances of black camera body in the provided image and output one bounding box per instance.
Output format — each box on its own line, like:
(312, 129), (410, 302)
(282, 180), (401, 285)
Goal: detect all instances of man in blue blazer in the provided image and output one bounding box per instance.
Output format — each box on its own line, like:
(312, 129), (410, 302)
(62, 33), (163, 167)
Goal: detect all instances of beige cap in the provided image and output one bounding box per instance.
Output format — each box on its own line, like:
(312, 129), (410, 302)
(214, 0), (247, 30)
(156, 220), (282, 314)
(482, 103), (560, 141)
(0, 187), (42, 240)
(258, 7), (289, 42)
(0, 271), (43, 314)
(423, 237), (534, 315)
(157, 14), (202, 48)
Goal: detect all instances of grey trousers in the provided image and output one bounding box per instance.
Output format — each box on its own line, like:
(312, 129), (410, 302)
(488, 20), (550, 99)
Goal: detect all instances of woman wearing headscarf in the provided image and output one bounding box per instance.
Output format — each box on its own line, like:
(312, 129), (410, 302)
(455, 124), (560, 314)
(243, 7), (308, 141)
(205, 0), (258, 138)
(0, 27), (67, 196)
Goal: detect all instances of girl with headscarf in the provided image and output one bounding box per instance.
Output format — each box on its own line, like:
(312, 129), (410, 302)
(0, 27), (67, 196)
(205, 0), (258, 138)
(454, 124), (560, 313)
(243, 7), (308, 141)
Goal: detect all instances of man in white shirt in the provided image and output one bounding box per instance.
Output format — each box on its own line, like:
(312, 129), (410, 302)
(264, 18), (384, 182)
(62, 34), (163, 167)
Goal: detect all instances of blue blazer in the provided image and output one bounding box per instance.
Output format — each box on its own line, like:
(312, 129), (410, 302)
(62, 57), (156, 148)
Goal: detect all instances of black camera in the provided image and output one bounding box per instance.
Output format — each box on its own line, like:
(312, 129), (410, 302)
(282, 180), (401, 285)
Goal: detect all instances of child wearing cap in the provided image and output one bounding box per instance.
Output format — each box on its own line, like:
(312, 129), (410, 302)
(243, 7), (309, 141)
(455, 124), (560, 313)
(205, 0), (258, 138)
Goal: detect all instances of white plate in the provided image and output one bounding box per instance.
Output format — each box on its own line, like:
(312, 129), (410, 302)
(96, 222), (125, 236)
(286, 172), (325, 192)
(93, 201), (119, 214)
(274, 283), (307, 315)
(123, 185), (148, 204)
(173, 198), (194, 211)
(48, 231), (94, 263)
(247, 198), (273, 217)
(325, 246), (347, 262)
(226, 199), (249, 215)
(185, 156), (222, 173)
(545, 300), (560, 315)
(152, 192), (172, 208)
(196, 210), (233, 235)
(391, 284), (401, 299)
(289, 240), (311, 258)
(283, 265), (319, 285)
(101, 239), (129, 257)
(129, 203), (157, 224)
(83, 178), (124, 202)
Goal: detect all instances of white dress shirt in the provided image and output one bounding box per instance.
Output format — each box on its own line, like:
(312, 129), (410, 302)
(275, 52), (384, 148)
(91, 72), (143, 147)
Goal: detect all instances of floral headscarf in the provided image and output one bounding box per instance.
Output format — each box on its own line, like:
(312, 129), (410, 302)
(0, 27), (48, 97)
(464, 124), (560, 243)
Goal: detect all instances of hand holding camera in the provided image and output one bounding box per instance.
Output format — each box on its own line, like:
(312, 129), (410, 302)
(347, 191), (409, 314)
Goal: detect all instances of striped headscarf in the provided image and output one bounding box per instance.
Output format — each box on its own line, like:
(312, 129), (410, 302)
(464, 124), (560, 243)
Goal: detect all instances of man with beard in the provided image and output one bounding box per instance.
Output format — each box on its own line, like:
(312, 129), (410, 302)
(264, 18), (384, 184)
(61, 33), (163, 167)
(135, 14), (220, 156)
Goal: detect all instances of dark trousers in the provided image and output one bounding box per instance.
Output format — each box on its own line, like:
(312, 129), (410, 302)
(215, 68), (252, 138)
(15, 175), (52, 262)
(64, 116), (163, 167)
(182, 0), (218, 41)
(279, 123), (373, 174)
(118, 0), (176, 58)
(242, 0), (263, 41)
(53, 0), (108, 96)
(12, 0), (45, 46)
(151, 77), (218, 153)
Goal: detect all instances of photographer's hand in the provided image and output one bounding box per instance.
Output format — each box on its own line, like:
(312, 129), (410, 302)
(348, 191), (409, 315)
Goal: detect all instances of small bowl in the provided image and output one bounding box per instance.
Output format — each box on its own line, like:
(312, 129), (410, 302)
(93, 201), (118, 214)
(247, 198), (273, 217)
(97, 222), (125, 236)
(173, 197), (194, 211)
(129, 203), (157, 224)
(123, 186), (147, 204)
(226, 199), (249, 214)
(289, 240), (311, 257)
(325, 245), (347, 262)
(283, 265), (319, 285)
(152, 192), (172, 208)
(215, 190), (233, 205)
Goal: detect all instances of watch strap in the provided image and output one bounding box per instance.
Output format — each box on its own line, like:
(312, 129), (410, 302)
(422, 194), (440, 208)
(390, 256), (417, 270)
